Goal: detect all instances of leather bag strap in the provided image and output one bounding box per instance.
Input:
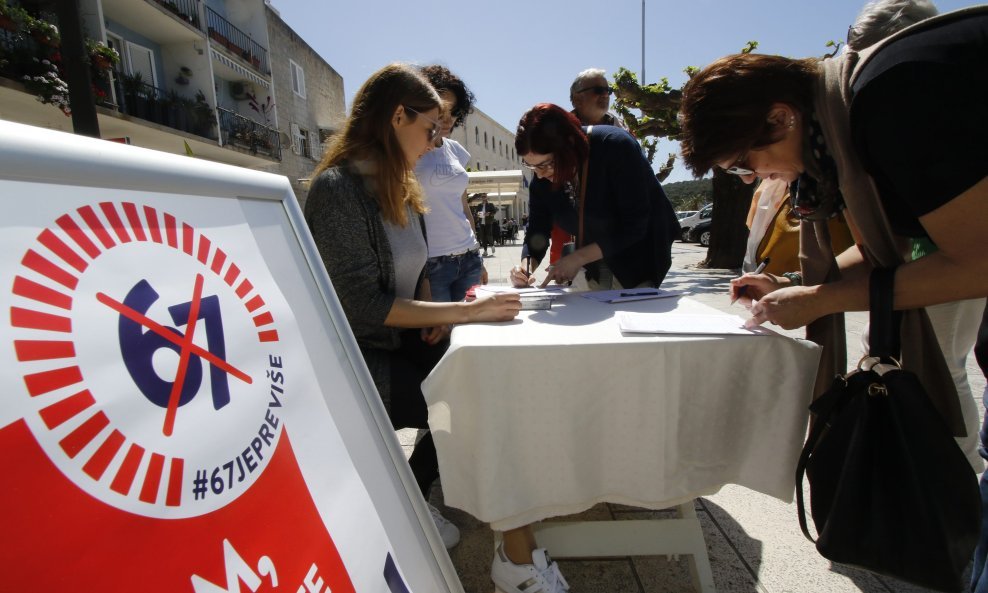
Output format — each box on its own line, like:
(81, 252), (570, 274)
(869, 266), (901, 360)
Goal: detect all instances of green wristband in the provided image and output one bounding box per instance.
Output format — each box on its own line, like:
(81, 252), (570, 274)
(782, 271), (803, 286)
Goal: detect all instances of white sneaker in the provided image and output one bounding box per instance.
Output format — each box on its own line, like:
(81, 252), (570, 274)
(491, 543), (570, 593)
(428, 503), (460, 549)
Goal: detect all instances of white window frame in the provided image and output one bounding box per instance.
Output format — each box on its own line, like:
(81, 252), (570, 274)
(290, 122), (311, 158)
(289, 59), (306, 99)
(125, 41), (157, 87)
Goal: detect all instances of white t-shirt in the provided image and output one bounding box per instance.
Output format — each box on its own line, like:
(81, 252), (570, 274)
(415, 138), (479, 257)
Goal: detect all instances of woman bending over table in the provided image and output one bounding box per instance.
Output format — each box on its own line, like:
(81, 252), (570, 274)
(676, 9), (988, 589)
(509, 103), (679, 290)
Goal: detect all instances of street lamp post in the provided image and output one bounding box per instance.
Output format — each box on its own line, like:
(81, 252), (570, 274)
(641, 0), (645, 84)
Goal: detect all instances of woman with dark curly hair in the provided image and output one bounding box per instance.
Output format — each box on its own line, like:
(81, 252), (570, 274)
(414, 65), (487, 303)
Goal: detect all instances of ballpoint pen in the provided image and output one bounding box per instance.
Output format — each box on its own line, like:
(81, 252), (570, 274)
(731, 257), (770, 305)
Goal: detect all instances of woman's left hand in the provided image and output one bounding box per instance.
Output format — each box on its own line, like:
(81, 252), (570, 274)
(421, 325), (451, 345)
(540, 254), (583, 288)
(745, 285), (824, 330)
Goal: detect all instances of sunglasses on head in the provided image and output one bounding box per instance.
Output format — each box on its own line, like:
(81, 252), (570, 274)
(577, 85), (612, 96)
(404, 106), (441, 141)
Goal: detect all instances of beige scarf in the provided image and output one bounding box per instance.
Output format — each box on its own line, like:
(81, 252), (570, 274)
(801, 19), (968, 436)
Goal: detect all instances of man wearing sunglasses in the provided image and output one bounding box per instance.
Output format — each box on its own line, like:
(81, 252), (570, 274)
(568, 67), (628, 130)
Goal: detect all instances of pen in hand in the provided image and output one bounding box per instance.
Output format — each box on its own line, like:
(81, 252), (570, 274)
(731, 257), (770, 305)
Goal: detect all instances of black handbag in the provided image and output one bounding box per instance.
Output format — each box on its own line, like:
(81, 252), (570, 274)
(795, 266), (981, 592)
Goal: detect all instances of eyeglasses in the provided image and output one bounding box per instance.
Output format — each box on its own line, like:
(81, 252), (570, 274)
(405, 106), (442, 142)
(723, 165), (754, 176)
(521, 157), (555, 173)
(576, 85), (612, 96)
(721, 152), (754, 176)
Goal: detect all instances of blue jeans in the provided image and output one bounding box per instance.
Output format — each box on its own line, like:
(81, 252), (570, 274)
(973, 385), (988, 591)
(426, 251), (483, 303)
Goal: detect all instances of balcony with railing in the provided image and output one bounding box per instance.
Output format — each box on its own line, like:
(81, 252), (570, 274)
(205, 7), (268, 74)
(218, 107), (280, 159)
(114, 72), (217, 139)
(150, 0), (200, 29)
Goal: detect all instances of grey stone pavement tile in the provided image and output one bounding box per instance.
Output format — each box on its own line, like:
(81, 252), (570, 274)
(399, 236), (984, 593)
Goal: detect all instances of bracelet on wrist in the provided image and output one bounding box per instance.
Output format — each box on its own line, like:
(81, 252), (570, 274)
(782, 271), (803, 286)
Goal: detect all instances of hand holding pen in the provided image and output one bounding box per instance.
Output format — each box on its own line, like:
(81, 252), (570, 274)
(729, 257), (770, 306)
(510, 256), (536, 288)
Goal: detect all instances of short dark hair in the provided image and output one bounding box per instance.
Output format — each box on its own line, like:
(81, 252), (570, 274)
(515, 103), (589, 191)
(419, 64), (475, 129)
(679, 53), (818, 177)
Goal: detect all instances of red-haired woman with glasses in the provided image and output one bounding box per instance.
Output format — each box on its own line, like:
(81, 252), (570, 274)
(509, 103), (679, 290)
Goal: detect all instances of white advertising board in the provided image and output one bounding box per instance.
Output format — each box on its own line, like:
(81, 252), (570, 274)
(0, 120), (462, 593)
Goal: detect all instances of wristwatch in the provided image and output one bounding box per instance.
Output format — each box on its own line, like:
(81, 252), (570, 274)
(782, 271), (803, 286)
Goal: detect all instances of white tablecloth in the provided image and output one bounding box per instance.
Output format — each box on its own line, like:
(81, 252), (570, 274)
(422, 292), (821, 531)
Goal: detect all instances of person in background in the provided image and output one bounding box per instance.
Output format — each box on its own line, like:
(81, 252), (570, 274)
(510, 103), (679, 291)
(675, 6), (988, 588)
(475, 193), (498, 256)
(304, 63), (521, 550)
(415, 65), (487, 303)
(542, 68), (634, 268)
(569, 67), (628, 130)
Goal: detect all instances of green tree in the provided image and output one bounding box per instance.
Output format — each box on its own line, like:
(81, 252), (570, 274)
(612, 42), (759, 269)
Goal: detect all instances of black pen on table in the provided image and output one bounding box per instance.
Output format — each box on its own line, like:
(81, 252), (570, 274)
(620, 291), (659, 297)
(731, 257), (770, 305)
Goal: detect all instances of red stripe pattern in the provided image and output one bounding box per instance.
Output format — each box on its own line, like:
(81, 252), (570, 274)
(10, 201), (286, 509)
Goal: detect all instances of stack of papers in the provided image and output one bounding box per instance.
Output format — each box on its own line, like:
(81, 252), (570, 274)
(618, 312), (771, 336)
(581, 288), (686, 303)
(474, 286), (567, 298)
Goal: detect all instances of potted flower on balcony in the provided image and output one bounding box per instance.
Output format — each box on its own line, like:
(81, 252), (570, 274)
(86, 39), (119, 74)
(192, 89), (216, 138)
(0, 0), (29, 33)
(28, 17), (59, 47)
(21, 55), (70, 116)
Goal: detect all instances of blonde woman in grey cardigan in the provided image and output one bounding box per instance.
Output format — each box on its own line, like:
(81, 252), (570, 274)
(304, 63), (521, 549)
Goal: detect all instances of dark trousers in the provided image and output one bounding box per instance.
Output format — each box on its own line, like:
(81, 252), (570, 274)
(389, 329), (448, 497)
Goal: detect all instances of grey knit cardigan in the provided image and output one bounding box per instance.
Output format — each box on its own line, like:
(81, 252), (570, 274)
(304, 164), (426, 407)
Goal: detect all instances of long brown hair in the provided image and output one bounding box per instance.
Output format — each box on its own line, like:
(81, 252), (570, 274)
(313, 63), (440, 226)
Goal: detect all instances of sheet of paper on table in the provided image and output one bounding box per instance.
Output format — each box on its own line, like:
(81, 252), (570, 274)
(581, 288), (687, 303)
(618, 312), (773, 336)
(474, 285), (568, 298)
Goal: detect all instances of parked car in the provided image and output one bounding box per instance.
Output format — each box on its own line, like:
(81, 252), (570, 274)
(679, 204), (712, 241)
(689, 219), (712, 246)
(676, 210), (697, 220)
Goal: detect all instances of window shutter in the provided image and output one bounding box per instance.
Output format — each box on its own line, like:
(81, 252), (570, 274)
(290, 122), (301, 155)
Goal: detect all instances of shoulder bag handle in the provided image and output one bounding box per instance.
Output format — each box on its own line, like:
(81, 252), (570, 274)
(869, 266), (901, 361)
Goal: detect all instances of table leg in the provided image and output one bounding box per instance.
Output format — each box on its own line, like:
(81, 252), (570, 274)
(531, 500), (716, 592)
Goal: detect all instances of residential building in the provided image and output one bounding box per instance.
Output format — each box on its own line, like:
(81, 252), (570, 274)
(0, 0), (344, 205)
(263, 2), (343, 206)
(451, 107), (520, 173)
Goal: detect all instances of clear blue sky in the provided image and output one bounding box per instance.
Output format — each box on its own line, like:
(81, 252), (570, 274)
(270, 0), (972, 183)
